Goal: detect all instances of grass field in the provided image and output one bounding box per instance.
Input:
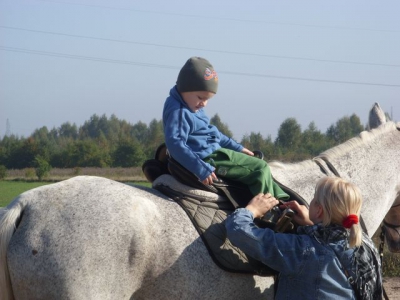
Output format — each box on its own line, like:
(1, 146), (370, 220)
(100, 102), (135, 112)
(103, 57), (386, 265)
(0, 180), (151, 208)
(5, 167), (146, 182)
(0, 181), (51, 207)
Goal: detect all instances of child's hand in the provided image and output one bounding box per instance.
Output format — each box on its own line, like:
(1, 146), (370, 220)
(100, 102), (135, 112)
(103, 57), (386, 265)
(242, 148), (254, 156)
(202, 172), (217, 185)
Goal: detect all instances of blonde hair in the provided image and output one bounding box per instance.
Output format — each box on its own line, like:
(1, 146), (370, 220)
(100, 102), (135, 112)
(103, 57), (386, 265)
(314, 177), (362, 247)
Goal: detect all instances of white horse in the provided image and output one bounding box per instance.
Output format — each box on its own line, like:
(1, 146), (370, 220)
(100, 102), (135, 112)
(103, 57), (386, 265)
(0, 103), (399, 300)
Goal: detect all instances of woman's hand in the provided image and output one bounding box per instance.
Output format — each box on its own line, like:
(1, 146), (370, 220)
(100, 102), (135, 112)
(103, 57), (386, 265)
(280, 201), (314, 226)
(246, 193), (279, 219)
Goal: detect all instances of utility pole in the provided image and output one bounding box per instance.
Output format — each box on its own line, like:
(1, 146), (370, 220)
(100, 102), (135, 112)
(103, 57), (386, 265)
(5, 119), (11, 136)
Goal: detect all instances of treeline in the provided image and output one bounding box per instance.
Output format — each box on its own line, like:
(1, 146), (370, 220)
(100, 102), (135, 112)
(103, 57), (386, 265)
(0, 113), (365, 170)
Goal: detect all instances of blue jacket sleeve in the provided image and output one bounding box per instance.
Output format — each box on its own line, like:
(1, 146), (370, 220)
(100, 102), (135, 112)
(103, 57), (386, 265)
(163, 104), (215, 181)
(219, 132), (244, 152)
(225, 208), (313, 275)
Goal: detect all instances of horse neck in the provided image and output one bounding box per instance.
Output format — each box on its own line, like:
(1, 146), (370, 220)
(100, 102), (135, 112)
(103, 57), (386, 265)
(319, 122), (400, 235)
(270, 160), (324, 205)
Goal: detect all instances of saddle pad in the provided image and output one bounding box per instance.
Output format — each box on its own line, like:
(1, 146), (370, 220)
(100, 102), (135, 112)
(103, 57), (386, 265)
(153, 174), (277, 276)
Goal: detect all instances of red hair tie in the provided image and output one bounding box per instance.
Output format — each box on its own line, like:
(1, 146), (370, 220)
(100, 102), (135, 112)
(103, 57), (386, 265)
(342, 214), (359, 228)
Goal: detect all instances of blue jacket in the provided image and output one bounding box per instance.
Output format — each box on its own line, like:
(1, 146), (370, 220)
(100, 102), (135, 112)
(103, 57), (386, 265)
(163, 86), (243, 181)
(225, 208), (358, 300)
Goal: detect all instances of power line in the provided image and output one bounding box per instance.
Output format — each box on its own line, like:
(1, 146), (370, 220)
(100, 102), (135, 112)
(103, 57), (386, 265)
(0, 46), (178, 69)
(1, 26), (399, 68)
(35, 0), (400, 33)
(1, 46), (399, 88)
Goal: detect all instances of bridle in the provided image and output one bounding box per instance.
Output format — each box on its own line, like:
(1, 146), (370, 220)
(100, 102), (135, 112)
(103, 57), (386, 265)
(315, 156), (341, 177)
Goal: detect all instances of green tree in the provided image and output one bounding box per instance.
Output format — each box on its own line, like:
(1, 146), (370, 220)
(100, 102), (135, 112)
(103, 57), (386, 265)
(32, 126), (57, 162)
(326, 114), (364, 144)
(34, 156), (52, 181)
(6, 113), (373, 168)
(8, 137), (39, 169)
(241, 132), (275, 160)
(274, 118), (302, 157)
(0, 165), (7, 180)
(144, 119), (164, 158)
(80, 114), (103, 139)
(66, 140), (111, 167)
(210, 114), (233, 138)
(118, 119), (133, 141)
(0, 135), (22, 167)
(147, 119), (164, 143)
(112, 140), (145, 167)
(301, 122), (330, 156)
(131, 121), (148, 144)
(241, 132), (264, 150)
(58, 122), (78, 139)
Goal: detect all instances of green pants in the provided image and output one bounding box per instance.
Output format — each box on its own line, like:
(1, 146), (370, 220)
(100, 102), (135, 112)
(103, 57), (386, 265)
(204, 148), (289, 200)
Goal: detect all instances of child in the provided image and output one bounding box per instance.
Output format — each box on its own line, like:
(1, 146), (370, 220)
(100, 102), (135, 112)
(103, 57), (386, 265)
(162, 56), (288, 200)
(226, 177), (383, 300)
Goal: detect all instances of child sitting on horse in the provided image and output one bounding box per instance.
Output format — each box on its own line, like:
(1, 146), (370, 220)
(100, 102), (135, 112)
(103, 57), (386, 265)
(226, 176), (383, 300)
(162, 56), (289, 200)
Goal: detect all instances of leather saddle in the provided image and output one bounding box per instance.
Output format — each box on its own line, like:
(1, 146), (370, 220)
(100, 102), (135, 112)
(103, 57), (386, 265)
(142, 143), (308, 232)
(142, 144), (310, 275)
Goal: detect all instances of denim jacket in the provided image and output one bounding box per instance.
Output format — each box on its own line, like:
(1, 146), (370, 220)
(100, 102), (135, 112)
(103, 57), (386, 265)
(225, 208), (357, 300)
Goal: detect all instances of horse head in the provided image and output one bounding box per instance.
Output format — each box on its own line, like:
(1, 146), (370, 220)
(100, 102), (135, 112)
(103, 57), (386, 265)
(369, 103), (400, 253)
(271, 103), (400, 242)
(348, 102), (400, 252)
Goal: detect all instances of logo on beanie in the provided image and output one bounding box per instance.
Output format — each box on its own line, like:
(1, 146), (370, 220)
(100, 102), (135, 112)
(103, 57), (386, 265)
(204, 68), (218, 81)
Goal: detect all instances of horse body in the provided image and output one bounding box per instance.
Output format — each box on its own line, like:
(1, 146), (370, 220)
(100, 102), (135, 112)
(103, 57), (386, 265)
(1, 103), (399, 299)
(2, 176), (273, 300)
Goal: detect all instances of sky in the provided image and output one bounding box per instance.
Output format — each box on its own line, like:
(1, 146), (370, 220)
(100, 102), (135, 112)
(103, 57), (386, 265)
(1, 0), (399, 141)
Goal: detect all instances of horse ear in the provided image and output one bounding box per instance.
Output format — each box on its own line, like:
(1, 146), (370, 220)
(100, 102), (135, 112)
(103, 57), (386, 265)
(368, 102), (387, 130)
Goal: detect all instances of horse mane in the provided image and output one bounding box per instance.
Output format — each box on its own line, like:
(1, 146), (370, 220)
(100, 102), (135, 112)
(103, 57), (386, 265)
(319, 121), (398, 161)
(269, 159), (316, 172)
(269, 121), (398, 174)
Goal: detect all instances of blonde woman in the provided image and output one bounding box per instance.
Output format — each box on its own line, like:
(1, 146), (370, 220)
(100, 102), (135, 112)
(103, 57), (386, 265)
(226, 177), (383, 300)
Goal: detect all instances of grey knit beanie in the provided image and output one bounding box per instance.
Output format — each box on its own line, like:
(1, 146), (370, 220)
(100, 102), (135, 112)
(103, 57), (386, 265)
(176, 57), (218, 94)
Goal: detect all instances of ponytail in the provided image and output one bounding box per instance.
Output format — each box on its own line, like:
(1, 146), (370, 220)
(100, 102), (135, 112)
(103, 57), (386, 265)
(315, 177), (363, 247)
(343, 214), (362, 248)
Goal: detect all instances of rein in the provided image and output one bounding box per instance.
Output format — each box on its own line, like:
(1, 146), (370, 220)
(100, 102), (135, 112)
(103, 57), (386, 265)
(318, 156), (341, 178)
(312, 157), (331, 176)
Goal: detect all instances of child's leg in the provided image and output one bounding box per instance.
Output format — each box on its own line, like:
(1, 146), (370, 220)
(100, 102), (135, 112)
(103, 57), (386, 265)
(204, 148), (289, 200)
